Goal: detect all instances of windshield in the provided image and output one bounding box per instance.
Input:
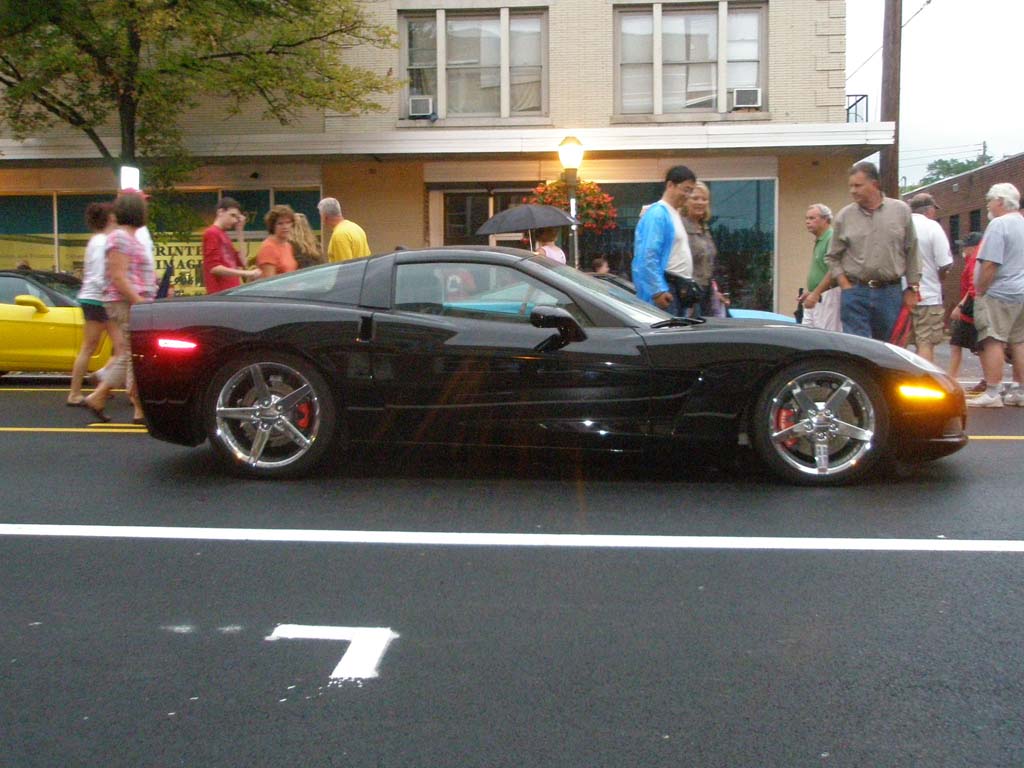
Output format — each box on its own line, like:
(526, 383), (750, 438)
(540, 261), (671, 325)
(31, 272), (81, 300)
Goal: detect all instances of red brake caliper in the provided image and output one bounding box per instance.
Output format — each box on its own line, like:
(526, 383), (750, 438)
(295, 402), (311, 430)
(776, 406), (798, 448)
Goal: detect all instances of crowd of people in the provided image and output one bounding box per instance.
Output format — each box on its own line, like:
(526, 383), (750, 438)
(628, 161), (1024, 406)
(67, 192), (372, 424)
(67, 169), (1023, 422)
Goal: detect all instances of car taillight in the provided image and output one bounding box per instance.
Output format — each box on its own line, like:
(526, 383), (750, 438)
(157, 338), (198, 351)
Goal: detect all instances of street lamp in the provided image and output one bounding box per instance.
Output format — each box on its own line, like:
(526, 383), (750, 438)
(558, 136), (584, 268)
(119, 165), (141, 190)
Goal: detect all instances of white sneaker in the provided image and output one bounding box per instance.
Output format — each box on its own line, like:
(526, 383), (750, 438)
(1003, 388), (1024, 406)
(968, 391), (1004, 408)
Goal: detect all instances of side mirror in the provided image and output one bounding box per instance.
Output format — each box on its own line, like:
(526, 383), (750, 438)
(530, 305), (586, 350)
(15, 295), (49, 314)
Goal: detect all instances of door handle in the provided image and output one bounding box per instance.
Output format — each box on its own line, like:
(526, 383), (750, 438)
(357, 315), (373, 342)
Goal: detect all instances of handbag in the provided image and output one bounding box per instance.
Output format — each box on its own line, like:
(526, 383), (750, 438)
(668, 275), (702, 308)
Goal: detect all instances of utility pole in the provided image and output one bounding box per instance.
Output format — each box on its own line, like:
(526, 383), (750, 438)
(879, 0), (902, 198)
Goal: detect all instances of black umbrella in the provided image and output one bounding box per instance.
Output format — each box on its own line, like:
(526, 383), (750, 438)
(476, 204), (578, 236)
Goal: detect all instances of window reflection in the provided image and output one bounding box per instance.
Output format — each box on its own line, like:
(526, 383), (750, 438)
(579, 179), (776, 311)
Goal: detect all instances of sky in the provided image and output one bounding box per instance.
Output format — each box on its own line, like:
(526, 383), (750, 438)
(845, 0), (1024, 185)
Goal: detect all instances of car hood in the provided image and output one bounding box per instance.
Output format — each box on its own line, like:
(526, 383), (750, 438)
(639, 317), (946, 379)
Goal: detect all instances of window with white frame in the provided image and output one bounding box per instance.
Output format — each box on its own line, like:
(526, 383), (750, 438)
(616, 3), (764, 115)
(402, 9), (546, 119)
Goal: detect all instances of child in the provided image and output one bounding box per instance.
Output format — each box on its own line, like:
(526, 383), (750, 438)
(948, 232), (983, 390)
(533, 227), (566, 264)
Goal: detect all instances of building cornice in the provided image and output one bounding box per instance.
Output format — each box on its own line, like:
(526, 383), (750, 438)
(0, 122), (894, 162)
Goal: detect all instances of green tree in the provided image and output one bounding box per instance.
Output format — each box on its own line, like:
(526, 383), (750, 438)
(0, 0), (397, 177)
(917, 150), (992, 186)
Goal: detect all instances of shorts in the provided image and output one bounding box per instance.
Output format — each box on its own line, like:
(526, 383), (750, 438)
(908, 304), (945, 347)
(949, 318), (978, 352)
(80, 302), (109, 323)
(974, 294), (1024, 344)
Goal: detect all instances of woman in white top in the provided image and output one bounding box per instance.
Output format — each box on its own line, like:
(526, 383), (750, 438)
(533, 227), (567, 264)
(68, 202), (121, 406)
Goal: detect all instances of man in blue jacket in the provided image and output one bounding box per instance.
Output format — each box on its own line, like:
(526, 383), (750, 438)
(632, 165), (697, 313)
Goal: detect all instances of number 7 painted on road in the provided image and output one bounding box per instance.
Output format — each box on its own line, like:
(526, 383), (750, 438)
(266, 624), (399, 680)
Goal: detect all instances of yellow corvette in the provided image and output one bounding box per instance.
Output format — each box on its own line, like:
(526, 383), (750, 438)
(0, 270), (112, 377)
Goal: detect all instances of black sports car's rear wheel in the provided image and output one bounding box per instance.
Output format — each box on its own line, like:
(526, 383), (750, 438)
(204, 353), (336, 478)
(752, 361), (889, 485)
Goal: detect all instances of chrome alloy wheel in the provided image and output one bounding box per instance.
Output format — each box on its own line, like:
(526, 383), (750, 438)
(214, 362), (321, 470)
(766, 370), (877, 477)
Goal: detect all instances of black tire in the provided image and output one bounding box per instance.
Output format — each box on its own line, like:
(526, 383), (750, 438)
(203, 352), (337, 479)
(751, 359), (890, 486)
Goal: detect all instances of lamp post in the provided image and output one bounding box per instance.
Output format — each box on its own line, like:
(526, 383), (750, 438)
(558, 136), (584, 268)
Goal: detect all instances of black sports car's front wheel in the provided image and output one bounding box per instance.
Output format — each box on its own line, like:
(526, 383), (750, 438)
(752, 361), (889, 486)
(204, 353), (336, 478)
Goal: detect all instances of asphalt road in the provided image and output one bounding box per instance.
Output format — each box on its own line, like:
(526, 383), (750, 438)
(2, 378), (1023, 767)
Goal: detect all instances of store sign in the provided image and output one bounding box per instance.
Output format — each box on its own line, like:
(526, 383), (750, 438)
(154, 239), (256, 296)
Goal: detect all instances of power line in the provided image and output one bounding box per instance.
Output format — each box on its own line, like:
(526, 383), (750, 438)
(899, 142), (983, 157)
(900, 145), (985, 160)
(899, 149), (985, 165)
(846, 0), (935, 82)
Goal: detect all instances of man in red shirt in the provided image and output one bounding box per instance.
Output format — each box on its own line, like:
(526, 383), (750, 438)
(202, 197), (261, 293)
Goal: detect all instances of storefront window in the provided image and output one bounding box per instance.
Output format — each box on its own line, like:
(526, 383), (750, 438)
(0, 195), (55, 271)
(1, 188), (321, 294)
(275, 190), (323, 230)
(442, 188), (536, 246)
(581, 179), (776, 311)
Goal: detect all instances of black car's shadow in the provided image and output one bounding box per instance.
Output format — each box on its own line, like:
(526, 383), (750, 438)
(156, 441), (953, 488)
(156, 441), (734, 485)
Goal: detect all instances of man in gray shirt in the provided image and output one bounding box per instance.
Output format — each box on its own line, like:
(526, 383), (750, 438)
(970, 183), (1024, 408)
(825, 161), (921, 340)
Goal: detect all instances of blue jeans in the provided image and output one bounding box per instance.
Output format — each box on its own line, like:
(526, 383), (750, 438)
(840, 283), (903, 341)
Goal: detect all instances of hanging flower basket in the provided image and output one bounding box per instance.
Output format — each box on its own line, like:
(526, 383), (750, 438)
(525, 180), (618, 232)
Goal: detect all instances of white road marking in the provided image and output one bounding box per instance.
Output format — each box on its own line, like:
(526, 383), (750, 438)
(2, 523), (1024, 553)
(161, 624), (196, 634)
(266, 624), (399, 680)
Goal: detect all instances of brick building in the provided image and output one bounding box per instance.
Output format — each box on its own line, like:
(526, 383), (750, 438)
(903, 151), (1024, 247)
(1, 0), (892, 311)
(903, 151), (1024, 313)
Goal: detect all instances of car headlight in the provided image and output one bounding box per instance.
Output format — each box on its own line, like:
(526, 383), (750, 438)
(885, 343), (946, 375)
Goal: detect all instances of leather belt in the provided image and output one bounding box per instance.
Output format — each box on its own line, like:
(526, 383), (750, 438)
(848, 277), (901, 288)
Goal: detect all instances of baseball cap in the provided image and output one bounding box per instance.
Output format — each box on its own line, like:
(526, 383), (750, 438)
(120, 187), (151, 200)
(909, 193), (940, 211)
(961, 232), (983, 247)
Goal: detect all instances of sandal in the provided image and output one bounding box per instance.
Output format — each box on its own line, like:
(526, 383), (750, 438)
(83, 399), (111, 423)
(66, 397), (86, 407)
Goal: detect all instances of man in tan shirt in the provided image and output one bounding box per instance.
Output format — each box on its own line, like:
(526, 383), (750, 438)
(825, 161), (921, 340)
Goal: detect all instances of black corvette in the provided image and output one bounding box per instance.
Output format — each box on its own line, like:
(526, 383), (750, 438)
(130, 247), (967, 485)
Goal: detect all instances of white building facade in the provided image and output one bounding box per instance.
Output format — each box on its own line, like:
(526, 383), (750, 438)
(0, 0), (890, 310)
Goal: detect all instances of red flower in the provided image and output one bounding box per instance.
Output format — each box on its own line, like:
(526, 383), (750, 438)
(525, 179), (617, 233)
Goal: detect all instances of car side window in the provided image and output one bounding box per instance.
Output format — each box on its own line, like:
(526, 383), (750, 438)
(394, 262), (590, 326)
(0, 276), (52, 306)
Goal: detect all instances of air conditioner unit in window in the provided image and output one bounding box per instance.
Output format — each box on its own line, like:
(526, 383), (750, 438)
(732, 88), (762, 109)
(408, 95), (434, 118)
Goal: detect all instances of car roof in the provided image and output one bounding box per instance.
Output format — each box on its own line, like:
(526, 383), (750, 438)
(0, 269), (80, 284)
(389, 245), (535, 264)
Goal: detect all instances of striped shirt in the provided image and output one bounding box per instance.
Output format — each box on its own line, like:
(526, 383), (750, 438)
(103, 228), (155, 303)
